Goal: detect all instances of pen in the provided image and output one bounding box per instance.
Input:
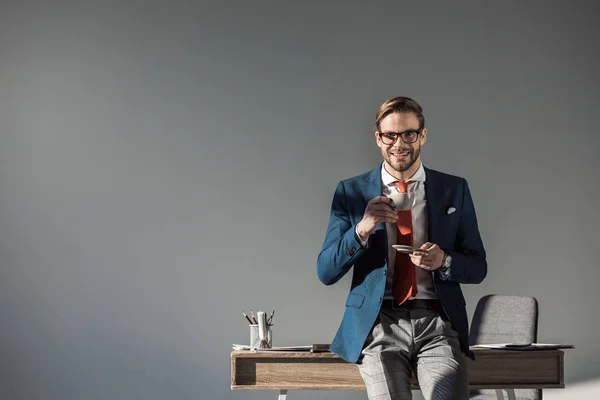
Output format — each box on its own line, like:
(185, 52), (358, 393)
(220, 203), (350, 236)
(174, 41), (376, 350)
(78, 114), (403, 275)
(242, 311), (253, 325)
(250, 310), (258, 324)
(268, 309), (275, 325)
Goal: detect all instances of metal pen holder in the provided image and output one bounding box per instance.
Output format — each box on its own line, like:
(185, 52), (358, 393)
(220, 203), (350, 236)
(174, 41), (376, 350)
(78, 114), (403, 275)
(249, 324), (273, 350)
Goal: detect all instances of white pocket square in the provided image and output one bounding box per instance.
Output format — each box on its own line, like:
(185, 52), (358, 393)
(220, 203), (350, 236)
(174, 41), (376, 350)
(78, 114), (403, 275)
(446, 207), (456, 215)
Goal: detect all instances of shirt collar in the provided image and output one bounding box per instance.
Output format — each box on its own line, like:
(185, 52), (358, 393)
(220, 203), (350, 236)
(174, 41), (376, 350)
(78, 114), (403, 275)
(381, 161), (426, 186)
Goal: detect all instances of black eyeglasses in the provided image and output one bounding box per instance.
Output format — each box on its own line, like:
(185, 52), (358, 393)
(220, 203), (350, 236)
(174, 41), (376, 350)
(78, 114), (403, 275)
(377, 129), (422, 145)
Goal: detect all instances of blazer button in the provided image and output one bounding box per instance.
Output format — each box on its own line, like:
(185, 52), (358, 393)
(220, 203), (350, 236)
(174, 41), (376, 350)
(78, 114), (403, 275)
(378, 297), (382, 303)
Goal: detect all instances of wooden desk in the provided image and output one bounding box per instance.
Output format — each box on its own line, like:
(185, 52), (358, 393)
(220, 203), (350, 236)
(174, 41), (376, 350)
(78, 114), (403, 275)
(231, 349), (564, 399)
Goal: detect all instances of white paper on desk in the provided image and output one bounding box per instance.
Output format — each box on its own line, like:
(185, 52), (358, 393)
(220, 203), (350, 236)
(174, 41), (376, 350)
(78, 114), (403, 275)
(472, 343), (574, 350)
(252, 345), (313, 352)
(232, 344), (312, 351)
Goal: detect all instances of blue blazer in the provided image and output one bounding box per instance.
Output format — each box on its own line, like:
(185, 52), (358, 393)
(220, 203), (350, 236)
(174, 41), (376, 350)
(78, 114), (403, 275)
(317, 164), (487, 363)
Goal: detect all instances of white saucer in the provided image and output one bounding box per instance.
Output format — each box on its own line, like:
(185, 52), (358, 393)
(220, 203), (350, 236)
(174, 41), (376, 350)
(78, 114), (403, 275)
(392, 245), (428, 254)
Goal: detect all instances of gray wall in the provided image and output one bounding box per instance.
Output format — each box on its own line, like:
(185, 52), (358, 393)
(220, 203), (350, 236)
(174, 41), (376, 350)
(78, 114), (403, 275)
(1, 1), (598, 399)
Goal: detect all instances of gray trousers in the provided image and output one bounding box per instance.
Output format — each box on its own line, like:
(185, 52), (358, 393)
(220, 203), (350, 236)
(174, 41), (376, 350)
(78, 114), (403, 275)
(357, 307), (468, 400)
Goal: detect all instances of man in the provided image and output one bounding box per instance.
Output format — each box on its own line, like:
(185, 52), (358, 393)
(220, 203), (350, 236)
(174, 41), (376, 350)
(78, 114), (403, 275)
(317, 96), (487, 399)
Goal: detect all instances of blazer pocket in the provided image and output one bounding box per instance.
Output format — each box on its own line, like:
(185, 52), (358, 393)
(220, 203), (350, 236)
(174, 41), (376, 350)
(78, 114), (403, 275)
(345, 293), (365, 308)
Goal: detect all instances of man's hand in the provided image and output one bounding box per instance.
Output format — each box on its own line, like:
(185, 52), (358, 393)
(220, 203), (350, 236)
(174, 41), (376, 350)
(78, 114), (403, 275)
(410, 242), (445, 271)
(356, 196), (397, 241)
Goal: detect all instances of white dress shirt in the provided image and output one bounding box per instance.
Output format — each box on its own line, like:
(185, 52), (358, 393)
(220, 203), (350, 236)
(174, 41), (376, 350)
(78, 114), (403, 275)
(356, 161), (451, 300)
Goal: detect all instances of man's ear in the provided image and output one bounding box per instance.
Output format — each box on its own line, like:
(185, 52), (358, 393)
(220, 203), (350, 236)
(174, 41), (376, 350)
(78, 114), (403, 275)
(375, 131), (383, 148)
(420, 128), (427, 145)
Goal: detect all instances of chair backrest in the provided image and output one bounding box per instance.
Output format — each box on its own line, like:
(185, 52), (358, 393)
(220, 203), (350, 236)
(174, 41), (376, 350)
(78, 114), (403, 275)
(469, 295), (541, 400)
(470, 294), (538, 345)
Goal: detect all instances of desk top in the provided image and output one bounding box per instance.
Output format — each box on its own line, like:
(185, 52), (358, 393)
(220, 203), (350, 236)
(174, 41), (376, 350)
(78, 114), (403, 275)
(231, 348), (564, 358)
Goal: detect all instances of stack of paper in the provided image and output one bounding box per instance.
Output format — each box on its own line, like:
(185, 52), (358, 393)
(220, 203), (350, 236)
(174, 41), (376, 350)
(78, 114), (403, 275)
(232, 344), (320, 352)
(252, 345), (313, 352)
(471, 343), (574, 350)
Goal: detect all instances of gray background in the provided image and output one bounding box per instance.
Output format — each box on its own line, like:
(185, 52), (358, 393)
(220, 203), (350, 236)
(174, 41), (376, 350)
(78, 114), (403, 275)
(0, 1), (598, 399)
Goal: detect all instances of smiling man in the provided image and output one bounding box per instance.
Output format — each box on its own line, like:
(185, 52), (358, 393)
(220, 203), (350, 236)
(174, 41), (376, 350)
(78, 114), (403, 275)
(317, 96), (487, 399)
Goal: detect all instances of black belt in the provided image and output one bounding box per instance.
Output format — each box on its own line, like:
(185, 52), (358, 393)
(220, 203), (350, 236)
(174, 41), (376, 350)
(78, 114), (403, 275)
(381, 298), (442, 311)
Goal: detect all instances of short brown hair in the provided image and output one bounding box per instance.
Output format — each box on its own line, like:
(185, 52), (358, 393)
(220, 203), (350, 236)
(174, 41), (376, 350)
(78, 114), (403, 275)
(375, 96), (425, 131)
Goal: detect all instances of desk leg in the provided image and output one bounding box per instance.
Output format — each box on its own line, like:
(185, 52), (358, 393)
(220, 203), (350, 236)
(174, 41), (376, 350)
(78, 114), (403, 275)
(506, 389), (516, 400)
(494, 389), (516, 400)
(278, 389), (287, 400)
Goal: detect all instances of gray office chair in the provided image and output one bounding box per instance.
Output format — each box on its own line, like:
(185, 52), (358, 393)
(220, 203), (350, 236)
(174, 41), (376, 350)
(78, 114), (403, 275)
(469, 295), (540, 400)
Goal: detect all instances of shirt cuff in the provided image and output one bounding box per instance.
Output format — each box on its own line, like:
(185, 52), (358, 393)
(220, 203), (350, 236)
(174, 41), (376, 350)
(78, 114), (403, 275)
(438, 266), (451, 280)
(354, 226), (370, 248)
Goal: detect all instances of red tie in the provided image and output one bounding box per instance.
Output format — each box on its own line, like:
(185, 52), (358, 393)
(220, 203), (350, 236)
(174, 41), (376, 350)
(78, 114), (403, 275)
(392, 180), (417, 304)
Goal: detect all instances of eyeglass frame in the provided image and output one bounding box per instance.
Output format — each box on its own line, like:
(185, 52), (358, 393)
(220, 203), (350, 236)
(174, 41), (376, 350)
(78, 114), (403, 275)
(377, 129), (423, 145)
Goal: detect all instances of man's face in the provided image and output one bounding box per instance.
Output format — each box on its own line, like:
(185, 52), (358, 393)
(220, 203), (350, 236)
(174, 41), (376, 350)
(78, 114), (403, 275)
(376, 112), (427, 174)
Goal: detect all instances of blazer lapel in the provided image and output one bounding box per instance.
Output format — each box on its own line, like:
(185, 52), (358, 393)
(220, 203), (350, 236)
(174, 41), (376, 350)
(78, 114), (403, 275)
(424, 167), (448, 246)
(362, 164), (383, 206)
(362, 164), (389, 257)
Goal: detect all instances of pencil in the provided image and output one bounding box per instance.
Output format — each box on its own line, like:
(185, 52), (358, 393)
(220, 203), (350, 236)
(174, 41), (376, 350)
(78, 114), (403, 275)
(250, 310), (258, 324)
(242, 312), (253, 325)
